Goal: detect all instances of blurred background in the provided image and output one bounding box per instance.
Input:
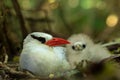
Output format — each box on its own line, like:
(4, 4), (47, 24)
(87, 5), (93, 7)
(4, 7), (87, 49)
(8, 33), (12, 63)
(0, 0), (120, 61)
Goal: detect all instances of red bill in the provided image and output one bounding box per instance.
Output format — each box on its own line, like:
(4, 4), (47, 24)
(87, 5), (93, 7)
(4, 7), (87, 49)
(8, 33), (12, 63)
(45, 37), (70, 46)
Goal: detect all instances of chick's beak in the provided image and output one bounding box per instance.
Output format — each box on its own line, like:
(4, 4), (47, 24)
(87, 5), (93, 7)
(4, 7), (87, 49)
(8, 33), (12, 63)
(45, 37), (70, 46)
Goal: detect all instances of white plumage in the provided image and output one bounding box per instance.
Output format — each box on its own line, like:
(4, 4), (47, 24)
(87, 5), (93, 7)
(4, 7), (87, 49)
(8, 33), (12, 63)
(66, 34), (111, 69)
(20, 32), (70, 77)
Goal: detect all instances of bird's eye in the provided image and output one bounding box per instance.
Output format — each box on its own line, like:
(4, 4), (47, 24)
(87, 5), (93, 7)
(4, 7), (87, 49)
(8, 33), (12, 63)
(38, 37), (46, 43)
(31, 35), (46, 43)
(72, 46), (75, 50)
(82, 44), (86, 48)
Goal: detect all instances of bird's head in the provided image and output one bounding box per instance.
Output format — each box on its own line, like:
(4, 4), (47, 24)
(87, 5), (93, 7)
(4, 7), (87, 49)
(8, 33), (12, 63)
(23, 32), (70, 47)
(66, 34), (94, 52)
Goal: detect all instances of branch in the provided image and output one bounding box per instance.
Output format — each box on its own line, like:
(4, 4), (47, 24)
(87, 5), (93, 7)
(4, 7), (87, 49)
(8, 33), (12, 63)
(58, 3), (73, 34)
(11, 0), (28, 38)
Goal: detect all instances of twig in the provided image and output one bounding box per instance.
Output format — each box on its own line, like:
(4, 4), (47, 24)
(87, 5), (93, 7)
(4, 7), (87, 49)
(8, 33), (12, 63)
(11, 0), (28, 38)
(44, 10), (52, 32)
(58, 3), (73, 34)
(102, 42), (120, 52)
(0, 0), (14, 61)
(3, 46), (8, 64)
(102, 42), (120, 47)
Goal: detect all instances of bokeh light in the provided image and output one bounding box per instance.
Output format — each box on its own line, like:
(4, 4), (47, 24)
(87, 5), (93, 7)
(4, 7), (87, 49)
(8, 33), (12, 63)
(106, 14), (119, 27)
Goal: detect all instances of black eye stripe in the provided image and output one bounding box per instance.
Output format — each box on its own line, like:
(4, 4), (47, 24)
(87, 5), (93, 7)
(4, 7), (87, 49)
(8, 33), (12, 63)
(31, 35), (46, 43)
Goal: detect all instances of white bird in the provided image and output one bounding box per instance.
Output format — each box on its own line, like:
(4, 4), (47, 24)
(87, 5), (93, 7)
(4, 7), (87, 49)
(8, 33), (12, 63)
(20, 32), (71, 77)
(66, 34), (111, 69)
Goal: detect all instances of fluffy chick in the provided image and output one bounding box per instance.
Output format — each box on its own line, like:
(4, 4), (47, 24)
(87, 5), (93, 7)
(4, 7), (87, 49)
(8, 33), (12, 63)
(66, 34), (111, 69)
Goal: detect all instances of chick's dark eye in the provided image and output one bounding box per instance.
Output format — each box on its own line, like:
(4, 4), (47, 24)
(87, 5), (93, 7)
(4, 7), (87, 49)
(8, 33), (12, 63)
(31, 35), (46, 43)
(82, 44), (86, 48)
(72, 46), (75, 50)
